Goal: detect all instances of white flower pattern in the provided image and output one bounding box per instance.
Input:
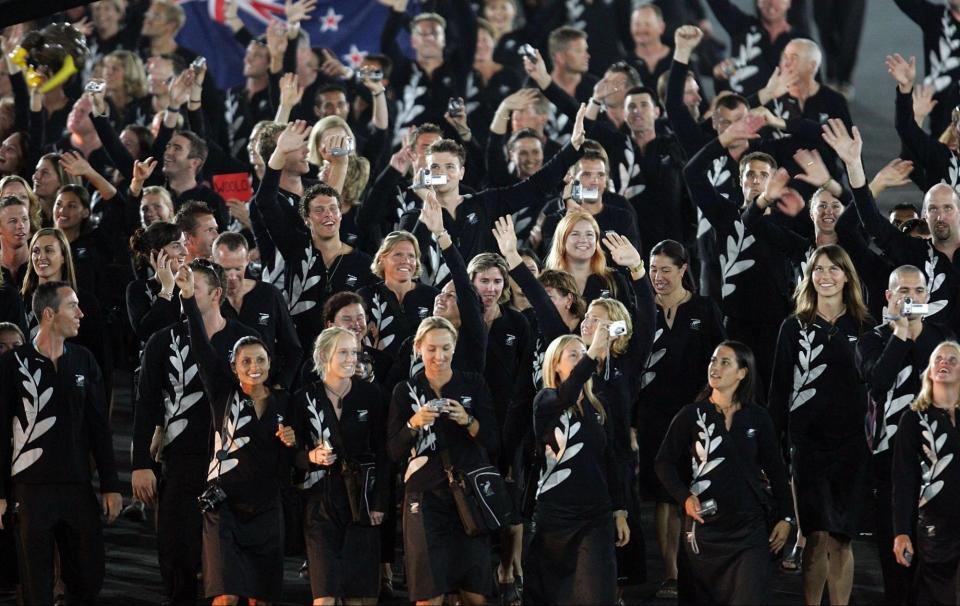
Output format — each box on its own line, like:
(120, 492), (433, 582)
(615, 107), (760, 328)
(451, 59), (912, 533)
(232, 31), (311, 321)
(10, 354), (55, 476)
(537, 410), (583, 496)
(689, 408), (724, 496)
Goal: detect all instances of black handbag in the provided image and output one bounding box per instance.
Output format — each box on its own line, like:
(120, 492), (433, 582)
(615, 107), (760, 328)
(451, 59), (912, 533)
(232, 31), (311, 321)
(326, 404), (379, 526)
(440, 449), (514, 537)
(341, 454), (378, 525)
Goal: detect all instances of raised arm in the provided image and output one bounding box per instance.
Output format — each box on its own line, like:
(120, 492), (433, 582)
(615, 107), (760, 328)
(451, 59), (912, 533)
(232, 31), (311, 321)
(178, 268), (235, 413)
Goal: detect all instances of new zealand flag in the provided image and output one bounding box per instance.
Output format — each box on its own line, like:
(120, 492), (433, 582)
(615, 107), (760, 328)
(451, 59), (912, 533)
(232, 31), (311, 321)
(177, 0), (393, 90)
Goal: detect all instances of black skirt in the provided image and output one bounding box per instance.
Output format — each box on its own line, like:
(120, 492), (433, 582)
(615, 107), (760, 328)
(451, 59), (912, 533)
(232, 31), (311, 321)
(616, 466), (647, 586)
(303, 489), (380, 599)
(524, 514), (617, 605)
(402, 487), (493, 600)
(914, 513), (960, 606)
(794, 439), (869, 538)
(680, 511), (771, 605)
(202, 498), (284, 601)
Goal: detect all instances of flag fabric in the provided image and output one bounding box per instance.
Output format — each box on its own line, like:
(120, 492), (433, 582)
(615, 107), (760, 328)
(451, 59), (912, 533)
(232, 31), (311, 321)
(176, 0), (395, 91)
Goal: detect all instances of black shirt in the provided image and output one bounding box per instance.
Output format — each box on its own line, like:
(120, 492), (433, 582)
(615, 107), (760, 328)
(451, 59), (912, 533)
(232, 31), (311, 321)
(0, 342), (120, 495)
(359, 281), (439, 359)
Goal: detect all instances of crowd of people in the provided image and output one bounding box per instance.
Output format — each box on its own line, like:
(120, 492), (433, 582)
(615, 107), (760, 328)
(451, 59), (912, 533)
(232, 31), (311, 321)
(1, 0), (960, 604)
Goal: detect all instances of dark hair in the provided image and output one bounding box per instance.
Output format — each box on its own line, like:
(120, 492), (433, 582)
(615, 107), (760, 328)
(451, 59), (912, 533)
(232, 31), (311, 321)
(506, 128), (542, 152)
(650, 239), (697, 293)
(213, 231), (248, 252)
(411, 123), (444, 146)
(0, 194), (26, 210)
(623, 85), (660, 107)
(900, 218), (931, 236)
(256, 122), (286, 165)
(892, 202), (920, 215)
(696, 340), (757, 405)
(300, 183), (341, 219)
(129, 221), (182, 270)
(56, 183), (90, 209)
(579, 148), (609, 172)
(364, 53), (393, 79)
(315, 83), (348, 104)
(157, 52), (188, 74)
(174, 200), (215, 235)
(322, 291), (367, 324)
(32, 280), (72, 321)
(189, 258), (225, 292)
(229, 335), (270, 365)
(548, 25), (587, 57)
(518, 246), (541, 270)
(606, 61), (641, 89)
(739, 151), (778, 174)
(426, 139), (466, 165)
(715, 93), (749, 112)
(120, 125), (155, 160)
(172, 130), (208, 172)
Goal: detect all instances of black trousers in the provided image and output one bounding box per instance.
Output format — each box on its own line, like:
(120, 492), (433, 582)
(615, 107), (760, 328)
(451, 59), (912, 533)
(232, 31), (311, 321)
(13, 483), (104, 606)
(158, 456), (206, 605)
(874, 454), (913, 605)
(812, 0), (866, 86)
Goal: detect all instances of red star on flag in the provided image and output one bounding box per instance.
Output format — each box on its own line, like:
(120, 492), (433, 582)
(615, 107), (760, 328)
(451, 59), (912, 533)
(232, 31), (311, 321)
(343, 45), (368, 68)
(320, 7), (343, 32)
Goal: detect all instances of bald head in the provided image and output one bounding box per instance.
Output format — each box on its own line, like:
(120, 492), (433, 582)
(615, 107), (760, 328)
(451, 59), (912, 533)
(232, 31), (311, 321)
(923, 183), (960, 243)
(888, 264), (926, 291)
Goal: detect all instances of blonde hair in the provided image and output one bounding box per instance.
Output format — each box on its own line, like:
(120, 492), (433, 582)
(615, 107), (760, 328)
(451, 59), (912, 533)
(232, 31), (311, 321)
(545, 210), (617, 296)
(312, 326), (356, 377)
(413, 316), (459, 352)
(105, 50), (148, 99)
(341, 154), (370, 206)
(371, 231), (422, 279)
(467, 252), (512, 304)
(586, 298), (631, 356)
(912, 341), (960, 412)
(307, 115), (356, 166)
(141, 185), (174, 213)
(542, 334), (605, 422)
(793, 244), (870, 328)
(21, 228), (79, 298)
(0, 175), (42, 232)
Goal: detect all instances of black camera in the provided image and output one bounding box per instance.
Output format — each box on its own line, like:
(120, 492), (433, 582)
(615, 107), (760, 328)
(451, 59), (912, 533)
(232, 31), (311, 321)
(198, 481), (227, 513)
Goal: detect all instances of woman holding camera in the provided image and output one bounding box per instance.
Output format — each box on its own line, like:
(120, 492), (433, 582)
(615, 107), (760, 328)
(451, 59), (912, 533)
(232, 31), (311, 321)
(524, 327), (629, 605)
(892, 341), (960, 605)
(292, 326), (391, 605)
(656, 341), (792, 604)
(769, 244), (872, 606)
(178, 263), (295, 605)
(387, 316), (498, 605)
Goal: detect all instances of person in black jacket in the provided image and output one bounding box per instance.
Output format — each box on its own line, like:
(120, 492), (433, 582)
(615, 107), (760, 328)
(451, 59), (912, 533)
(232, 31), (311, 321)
(0, 281), (122, 605)
(524, 328), (629, 605)
(176, 262), (295, 605)
(125, 220), (185, 348)
(656, 340), (792, 604)
(291, 326), (391, 604)
(212, 232), (302, 390)
(386, 315), (498, 605)
(892, 340), (960, 606)
(857, 265), (953, 605)
(130, 259), (258, 606)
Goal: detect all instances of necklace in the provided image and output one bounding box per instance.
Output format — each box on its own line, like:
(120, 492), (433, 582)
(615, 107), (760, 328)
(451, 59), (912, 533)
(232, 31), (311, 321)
(709, 396), (739, 414)
(817, 305), (847, 325)
(324, 380), (351, 409)
(323, 243), (346, 294)
(657, 290), (690, 322)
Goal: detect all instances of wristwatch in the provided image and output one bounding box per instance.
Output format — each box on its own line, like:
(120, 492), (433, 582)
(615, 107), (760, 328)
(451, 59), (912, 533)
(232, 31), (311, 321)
(464, 414), (475, 428)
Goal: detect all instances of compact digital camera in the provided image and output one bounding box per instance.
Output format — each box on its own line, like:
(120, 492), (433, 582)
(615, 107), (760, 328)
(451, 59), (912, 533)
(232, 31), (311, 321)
(329, 136), (355, 157)
(198, 481), (227, 513)
(356, 67), (383, 83)
(447, 97), (465, 117)
(571, 180), (599, 203)
(608, 320), (628, 337)
(518, 44), (537, 60)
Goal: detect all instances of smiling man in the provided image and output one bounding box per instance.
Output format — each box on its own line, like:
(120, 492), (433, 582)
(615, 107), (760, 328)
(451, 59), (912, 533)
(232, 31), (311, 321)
(0, 195), (29, 285)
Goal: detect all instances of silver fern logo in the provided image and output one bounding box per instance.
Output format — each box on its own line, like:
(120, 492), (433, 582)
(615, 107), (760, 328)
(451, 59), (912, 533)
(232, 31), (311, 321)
(299, 392), (331, 489)
(640, 328), (666, 389)
(876, 366), (915, 453)
(288, 245), (320, 316)
(370, 291), (396, 351)
(207, 393), (253, 481)
(923, 12), (960, 93)
(719, 221), (755, 298)
(537, 410), (582, 496)
(689, 408), (724, 496)
(161, 332), (203, 450)
(404, 383), (437, 481)
(790, 328), (825, 411)
(10, 354), (56, 475)
(918, 412), (953, 507)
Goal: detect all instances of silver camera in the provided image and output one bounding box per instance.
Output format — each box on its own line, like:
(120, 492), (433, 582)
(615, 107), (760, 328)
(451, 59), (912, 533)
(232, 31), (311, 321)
(191, 56), (207, 71)
(84, 81), (105, 93)
(329, 136), (355, 157)
(518, 44), (537, 60)
(608, 320), (628, 337)
(356, 67), (383, 83)
(413, 168), (448, 189)
(902, 297), (929, 316)
(425, 398), (447, 413)
(696, 498), (718, 517)
(447, 97), (465, 117)
(571, 180), (599, 203)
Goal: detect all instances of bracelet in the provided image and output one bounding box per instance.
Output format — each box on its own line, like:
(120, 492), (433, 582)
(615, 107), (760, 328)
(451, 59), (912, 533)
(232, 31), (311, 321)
(588, 97), (602, 106)
(189, 97), (201, 104)
(819, 178), (833, 190)
(373, 90), (385, 97)
(406, 420), (418, 432)
(166, 106), (181, 113)
(436, 229), (450, 241)
(158, 290), (173, 300)
(629, 260), (645, 275)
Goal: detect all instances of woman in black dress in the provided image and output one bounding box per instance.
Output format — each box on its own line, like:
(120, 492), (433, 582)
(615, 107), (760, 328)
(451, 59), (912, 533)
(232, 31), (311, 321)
(892, 341), (960, 606)
(656, 341), (793, 604)
(524, 328), (630, 605)
(177, 261), (295, 605)
(360, 230), (439, 358)
(293, 326), (390, 605)
(769, 244), (872, 606)
(386, 316), (498, 605)
(639, 239), (726, 597)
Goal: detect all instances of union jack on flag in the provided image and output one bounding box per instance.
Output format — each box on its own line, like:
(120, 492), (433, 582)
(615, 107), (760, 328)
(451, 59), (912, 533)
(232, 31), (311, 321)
(176, 0), (392, 89)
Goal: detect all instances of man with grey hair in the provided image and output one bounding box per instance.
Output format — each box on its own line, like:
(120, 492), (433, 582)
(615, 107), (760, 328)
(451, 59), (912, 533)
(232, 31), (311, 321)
(857, 264), (953, 605)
